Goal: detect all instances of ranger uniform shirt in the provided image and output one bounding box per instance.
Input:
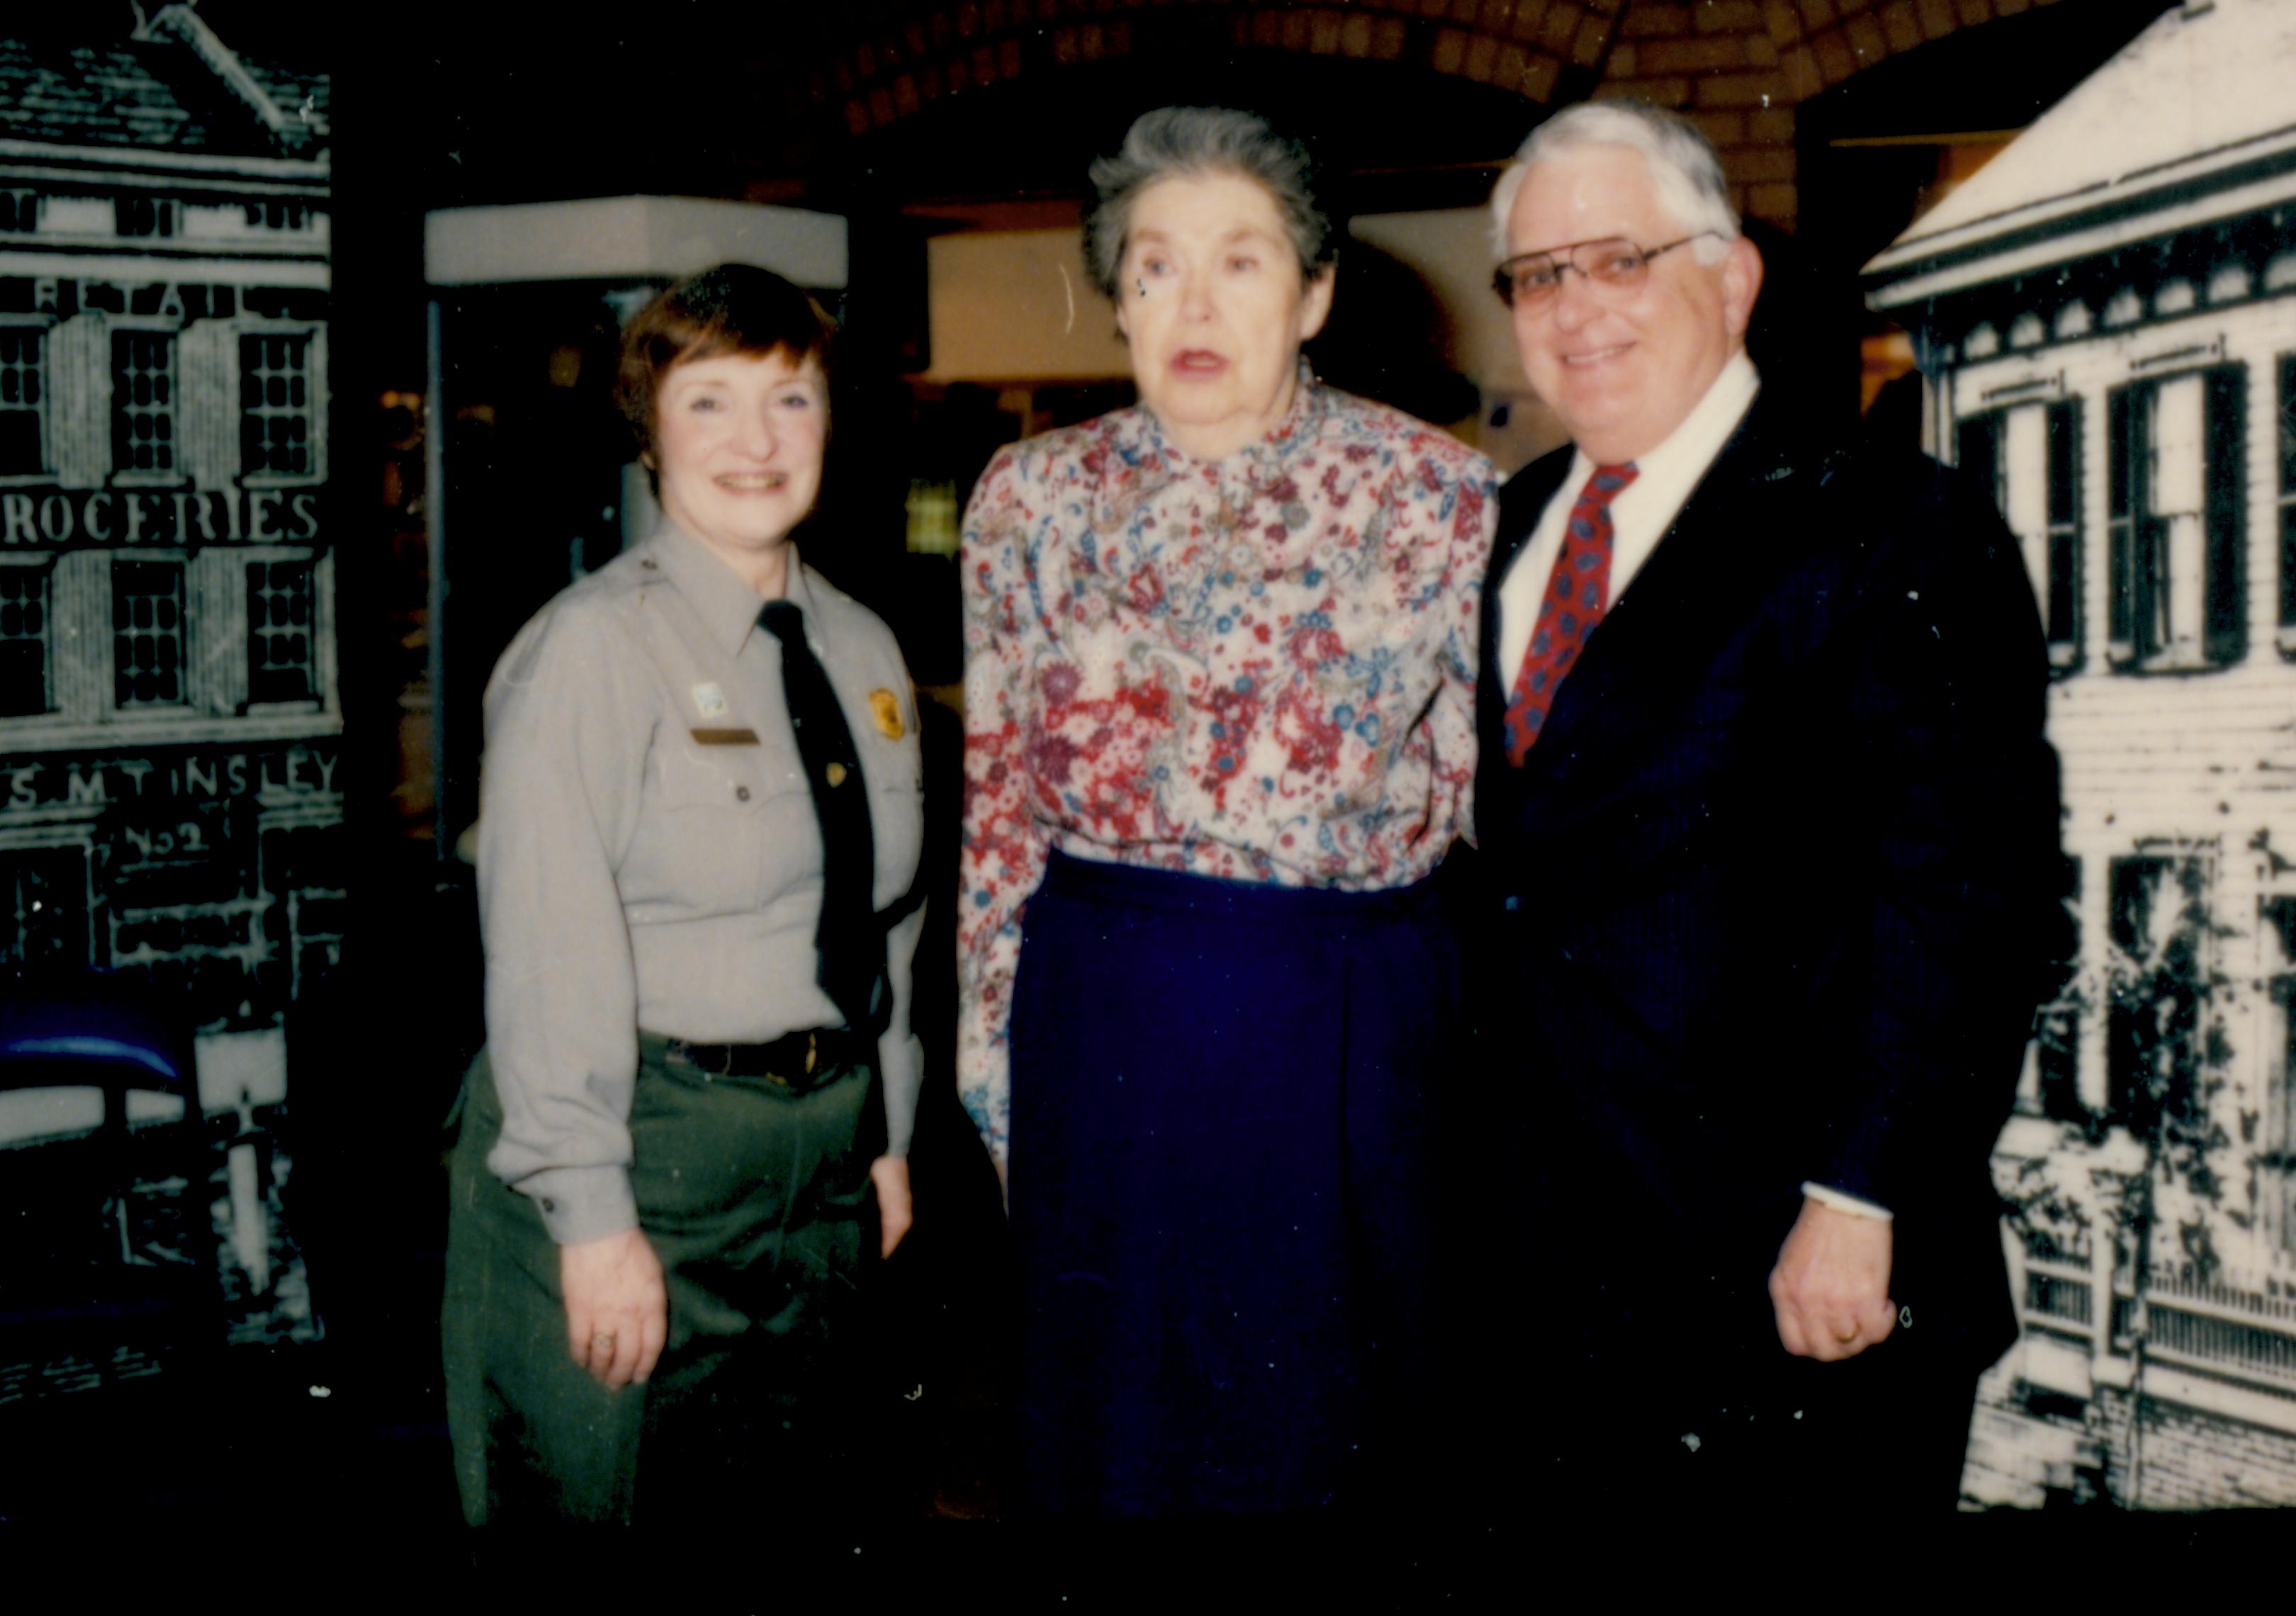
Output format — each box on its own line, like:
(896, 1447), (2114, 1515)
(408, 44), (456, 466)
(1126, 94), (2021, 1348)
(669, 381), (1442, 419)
(476, 522), (926, 1247)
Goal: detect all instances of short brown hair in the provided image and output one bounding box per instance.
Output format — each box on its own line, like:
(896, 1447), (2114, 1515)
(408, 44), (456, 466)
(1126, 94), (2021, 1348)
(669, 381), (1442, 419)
(614, 262), (837, 466)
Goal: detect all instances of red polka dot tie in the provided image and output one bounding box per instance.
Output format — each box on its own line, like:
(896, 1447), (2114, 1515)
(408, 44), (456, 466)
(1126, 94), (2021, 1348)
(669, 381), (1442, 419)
(1502, 461), (1638, 766)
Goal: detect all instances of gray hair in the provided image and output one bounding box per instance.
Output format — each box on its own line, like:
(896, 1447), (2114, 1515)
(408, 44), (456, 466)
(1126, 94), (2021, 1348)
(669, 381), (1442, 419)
(1488, 101), (1739, 264)
(1083, 106), (1335, 300)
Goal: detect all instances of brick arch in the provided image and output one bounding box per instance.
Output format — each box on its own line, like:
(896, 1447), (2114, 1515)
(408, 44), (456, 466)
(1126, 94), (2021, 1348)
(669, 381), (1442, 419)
(1597, 0), (2083, 230)
(809, 0), (2073, 231)
(807, 1), (1621, 144)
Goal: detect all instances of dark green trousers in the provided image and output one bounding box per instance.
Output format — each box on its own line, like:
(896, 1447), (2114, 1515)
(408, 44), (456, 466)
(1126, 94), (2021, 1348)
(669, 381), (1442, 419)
(443, 1036), (881, 1530)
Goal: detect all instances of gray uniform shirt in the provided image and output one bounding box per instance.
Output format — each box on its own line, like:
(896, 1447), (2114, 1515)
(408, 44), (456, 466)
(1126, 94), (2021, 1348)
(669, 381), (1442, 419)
(476, 522), (927, 1246)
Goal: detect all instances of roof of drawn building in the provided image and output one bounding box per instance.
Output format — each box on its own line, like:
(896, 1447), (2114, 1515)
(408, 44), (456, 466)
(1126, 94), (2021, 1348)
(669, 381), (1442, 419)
(1867, 0), (2295, 291)
(0, 30), (327, 160)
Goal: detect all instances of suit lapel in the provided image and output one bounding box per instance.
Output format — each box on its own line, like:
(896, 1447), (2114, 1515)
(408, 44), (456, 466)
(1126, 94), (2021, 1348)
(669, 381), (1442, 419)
(1519, 395), (1813, 768)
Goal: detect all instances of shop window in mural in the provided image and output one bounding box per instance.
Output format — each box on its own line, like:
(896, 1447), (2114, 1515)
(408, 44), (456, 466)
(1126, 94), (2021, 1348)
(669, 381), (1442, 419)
(0, 846), (88, 977)
(0, 561), (51, 719)
(111, 560), (185, 709)
(240, 332), (313, 478)
(0, 322), (45, 476)
(246, 561), (316, 705)
(111, 330), (176, 477)
(259, 819), (344, 1006)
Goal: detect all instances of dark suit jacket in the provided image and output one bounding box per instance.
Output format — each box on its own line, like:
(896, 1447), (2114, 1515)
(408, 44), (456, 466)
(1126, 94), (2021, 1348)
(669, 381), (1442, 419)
(1471, 382), (2060, 1396)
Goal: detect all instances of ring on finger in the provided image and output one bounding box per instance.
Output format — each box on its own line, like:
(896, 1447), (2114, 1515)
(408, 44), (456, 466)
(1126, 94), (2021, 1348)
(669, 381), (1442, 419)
(592, 1332), (617, 1352)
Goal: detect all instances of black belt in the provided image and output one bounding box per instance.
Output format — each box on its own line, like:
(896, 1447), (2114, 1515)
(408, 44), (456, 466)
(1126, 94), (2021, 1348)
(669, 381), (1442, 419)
(652, 1027), (872, 1092)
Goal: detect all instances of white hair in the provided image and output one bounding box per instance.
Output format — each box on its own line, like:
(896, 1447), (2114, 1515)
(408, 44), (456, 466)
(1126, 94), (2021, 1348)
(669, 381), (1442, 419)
(1488, 101), (1740, 264)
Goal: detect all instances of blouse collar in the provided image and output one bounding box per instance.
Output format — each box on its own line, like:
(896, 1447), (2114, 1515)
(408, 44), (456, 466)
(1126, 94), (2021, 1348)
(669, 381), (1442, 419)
(1129, 356), (1327, 471)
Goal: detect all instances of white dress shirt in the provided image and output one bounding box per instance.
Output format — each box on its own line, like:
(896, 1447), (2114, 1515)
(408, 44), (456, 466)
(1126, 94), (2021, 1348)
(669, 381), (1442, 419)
(1495, 349), (1889, 1225)
(1497, 349), (1761, 681)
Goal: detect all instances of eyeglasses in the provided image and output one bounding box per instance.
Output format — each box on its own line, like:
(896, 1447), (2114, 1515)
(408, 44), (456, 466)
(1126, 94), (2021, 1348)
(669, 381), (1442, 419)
(1490, 234), (1718, 309)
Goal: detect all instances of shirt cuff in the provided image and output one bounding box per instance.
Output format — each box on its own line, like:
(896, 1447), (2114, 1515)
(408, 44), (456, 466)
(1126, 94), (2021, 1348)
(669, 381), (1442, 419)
(520, 1164), (640, 1246)
(1801, 1181), (1894, 1222)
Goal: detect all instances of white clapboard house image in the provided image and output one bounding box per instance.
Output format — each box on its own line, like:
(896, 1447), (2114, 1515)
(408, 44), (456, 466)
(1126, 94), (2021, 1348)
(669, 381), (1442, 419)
(1866, 0), (2296, 1508)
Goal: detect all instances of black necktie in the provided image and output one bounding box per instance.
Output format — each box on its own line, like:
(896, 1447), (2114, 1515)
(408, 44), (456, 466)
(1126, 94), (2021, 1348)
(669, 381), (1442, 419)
(759, 600), (884, 1036)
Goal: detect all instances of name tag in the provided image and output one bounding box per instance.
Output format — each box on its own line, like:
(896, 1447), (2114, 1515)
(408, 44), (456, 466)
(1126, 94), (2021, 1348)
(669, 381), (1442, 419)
(690, 728), (761, 746)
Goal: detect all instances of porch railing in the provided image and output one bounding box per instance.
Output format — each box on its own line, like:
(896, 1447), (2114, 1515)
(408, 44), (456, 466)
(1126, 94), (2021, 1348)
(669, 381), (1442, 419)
(2142, 1269), (2296, 1396)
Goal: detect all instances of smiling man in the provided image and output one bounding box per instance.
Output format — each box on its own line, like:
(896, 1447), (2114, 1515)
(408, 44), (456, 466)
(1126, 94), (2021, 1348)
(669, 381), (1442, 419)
(1470, 103), (2064, 1514)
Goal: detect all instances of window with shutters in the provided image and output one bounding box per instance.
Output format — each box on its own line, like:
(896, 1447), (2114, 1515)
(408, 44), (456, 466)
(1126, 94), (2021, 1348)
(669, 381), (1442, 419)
(2108, 852), (2215, 1137)
(0, 322), (46, 478)
(240, 332), (314, 480)
(111, 560), (185, 709)
(0, 562), (53, 718)
(2030, 854), (2085, 1122)
(2259, 894), (2296, 1256)
(2108, 365), (2246, 670)
(246, 560), (315, 705)
(111, 330), (177, 478)
(1956, 397), (2083, 670)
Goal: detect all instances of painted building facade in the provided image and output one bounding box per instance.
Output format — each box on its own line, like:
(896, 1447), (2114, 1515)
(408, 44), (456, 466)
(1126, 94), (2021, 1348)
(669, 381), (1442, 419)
(0, 8), (332, 1127)
(1867, 0), (2296, 1507)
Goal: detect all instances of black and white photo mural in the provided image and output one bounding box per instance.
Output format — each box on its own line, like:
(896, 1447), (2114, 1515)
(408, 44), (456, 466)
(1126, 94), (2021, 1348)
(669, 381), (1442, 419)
(0, 3), (331, 1403)
(1867, 0), (2296, 1508)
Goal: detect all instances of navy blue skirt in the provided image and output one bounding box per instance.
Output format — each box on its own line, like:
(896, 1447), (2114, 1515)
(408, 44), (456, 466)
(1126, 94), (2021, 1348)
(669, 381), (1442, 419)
(1008, 849), (1463, 1517)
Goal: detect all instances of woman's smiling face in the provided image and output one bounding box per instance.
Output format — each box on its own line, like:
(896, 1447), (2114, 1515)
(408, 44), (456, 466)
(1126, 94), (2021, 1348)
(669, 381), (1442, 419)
(1115, 169), (1334, 463)
(650, 348), (826, 588)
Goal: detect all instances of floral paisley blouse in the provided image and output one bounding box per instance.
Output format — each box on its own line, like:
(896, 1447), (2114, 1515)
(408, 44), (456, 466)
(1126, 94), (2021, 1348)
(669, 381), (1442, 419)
(957, 371), (1499, 1174)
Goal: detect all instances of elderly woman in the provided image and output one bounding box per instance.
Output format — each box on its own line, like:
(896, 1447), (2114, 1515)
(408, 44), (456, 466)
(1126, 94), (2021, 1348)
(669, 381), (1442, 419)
(443, 264), (925, 1528)
(958, 107), (1497, 1516)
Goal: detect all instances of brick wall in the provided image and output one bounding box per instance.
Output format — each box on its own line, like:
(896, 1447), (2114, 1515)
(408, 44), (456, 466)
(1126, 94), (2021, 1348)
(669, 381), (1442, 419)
(1986, 1376), (2296, 1508)
(2096, 1382), (2139, 1501)
(2125, 1392), (2296, 1508)
(812, 1), (2078, 237)
(1604, 0), (2070, 232)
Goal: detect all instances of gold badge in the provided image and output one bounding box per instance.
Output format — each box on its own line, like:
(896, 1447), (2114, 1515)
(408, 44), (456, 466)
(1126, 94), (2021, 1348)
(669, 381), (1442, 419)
(868, 688), (904, 740)
(826, 762), (848, 787)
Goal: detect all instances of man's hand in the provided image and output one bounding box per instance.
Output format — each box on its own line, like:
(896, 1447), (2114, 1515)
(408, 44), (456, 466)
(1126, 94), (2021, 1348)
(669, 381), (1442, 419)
(1769, 1196), (1896, 1362)
(561, 1228), (668, 1390)
(871, 1153), (913, 1259)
